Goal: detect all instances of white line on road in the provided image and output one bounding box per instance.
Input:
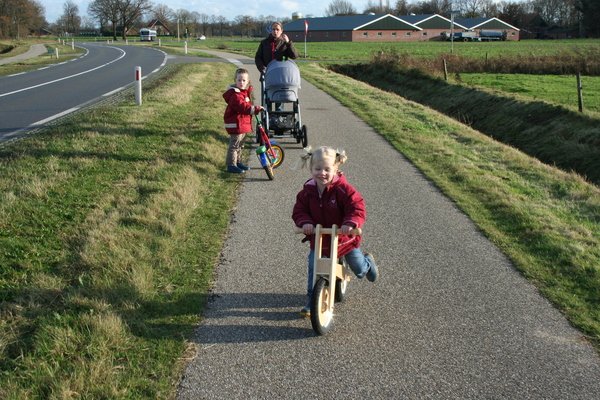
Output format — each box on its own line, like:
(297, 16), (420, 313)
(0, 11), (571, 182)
(31, 107), (80, 126)
(0, 46), (126, 99)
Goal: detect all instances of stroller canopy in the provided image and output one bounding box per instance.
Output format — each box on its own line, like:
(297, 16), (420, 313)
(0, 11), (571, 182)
(265, 60), (301, 91)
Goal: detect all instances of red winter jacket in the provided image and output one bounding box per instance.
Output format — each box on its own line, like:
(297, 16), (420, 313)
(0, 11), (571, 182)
(223, 85), (260, 134)
(292, 172), (366, 258)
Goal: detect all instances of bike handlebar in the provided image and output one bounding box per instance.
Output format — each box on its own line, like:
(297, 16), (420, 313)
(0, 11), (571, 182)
(294, 225), (362, 236)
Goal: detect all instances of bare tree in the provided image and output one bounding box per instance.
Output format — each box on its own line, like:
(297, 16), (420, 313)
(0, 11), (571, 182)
(480, 0), (500, 18)
(215, 15), (227, 37)
(151, 3), (174, 23)
(118, 0), (153, 39)
(455, 0), (486, 17)
(364, 0), (394, 14)
(88, 0), (120, 39)
(325, 0), (357, 16)
(57, 1), (81, 34)
(411, 0), (451, 15)
(394, 0), (413, 15)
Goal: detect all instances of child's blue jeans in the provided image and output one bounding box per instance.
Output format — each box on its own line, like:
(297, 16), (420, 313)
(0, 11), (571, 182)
(306, 248), (372, 298)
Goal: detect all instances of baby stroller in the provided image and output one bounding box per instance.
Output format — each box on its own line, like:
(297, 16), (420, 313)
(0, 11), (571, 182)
(260, 60), (308, 148)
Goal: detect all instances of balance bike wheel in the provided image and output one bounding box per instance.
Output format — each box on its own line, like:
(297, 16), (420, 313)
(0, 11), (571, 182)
(263, 165), (274, 180)
(335, 259), (349, 302)
(311, 278), (334, 335)
(271, 144), (284, 169)
(335, 278), (347, 302)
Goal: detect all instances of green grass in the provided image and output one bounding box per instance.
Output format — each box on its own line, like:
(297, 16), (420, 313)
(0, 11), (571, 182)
(194, 37), (600, 61)
(332, 61), (600, 185)
(0, 62), (241, 398)
(300, 62), (600, 350)
(458, 73), (600, 114)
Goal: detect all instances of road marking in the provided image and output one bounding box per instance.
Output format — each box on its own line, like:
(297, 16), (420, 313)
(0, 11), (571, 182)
(31, 107), (80, 126)
(0, 46), (126, 98)
(103, 87), (126, 96)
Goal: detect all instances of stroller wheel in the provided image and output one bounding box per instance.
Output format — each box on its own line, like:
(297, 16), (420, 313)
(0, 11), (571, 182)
(301, 125), (308, 148)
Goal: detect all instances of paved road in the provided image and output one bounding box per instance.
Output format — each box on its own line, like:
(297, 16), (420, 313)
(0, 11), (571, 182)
(177, 51), (600, 399)
(0, 43), (166, 141)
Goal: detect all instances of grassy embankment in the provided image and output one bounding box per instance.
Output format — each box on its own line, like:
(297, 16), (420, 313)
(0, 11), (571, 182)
(0, 62), (241, 398)
(332, 51), (600, 185)
(299, 61), (600, 351)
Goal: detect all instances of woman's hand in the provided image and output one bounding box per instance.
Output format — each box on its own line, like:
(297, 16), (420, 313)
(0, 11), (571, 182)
(281, 34), (289, 43)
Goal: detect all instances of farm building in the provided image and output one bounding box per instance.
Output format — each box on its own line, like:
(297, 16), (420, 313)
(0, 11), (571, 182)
(284, 14), (519, 42)
(454, 17), (520, 41)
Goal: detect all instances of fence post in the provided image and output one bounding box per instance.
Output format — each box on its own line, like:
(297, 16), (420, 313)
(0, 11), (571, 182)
(443, 59), (448, 81)
(184, 41), (188, 54)
(576, 72), (583, 113)
(135, 66), (142, 106)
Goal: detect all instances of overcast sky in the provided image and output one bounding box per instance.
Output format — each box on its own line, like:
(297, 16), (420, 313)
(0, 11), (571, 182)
(42, 0), (373, 25)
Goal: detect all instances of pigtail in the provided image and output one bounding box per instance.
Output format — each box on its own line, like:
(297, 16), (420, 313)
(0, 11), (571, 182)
(292, 146), (313, 170)
(335, 149), (347, 166)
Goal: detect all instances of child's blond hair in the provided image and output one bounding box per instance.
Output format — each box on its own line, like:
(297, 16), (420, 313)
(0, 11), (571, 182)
(296, 146), (347, 170)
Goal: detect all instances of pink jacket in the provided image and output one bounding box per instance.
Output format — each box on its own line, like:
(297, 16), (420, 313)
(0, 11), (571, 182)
(223, 85), (260, 134)
(292, 172), (366, 257)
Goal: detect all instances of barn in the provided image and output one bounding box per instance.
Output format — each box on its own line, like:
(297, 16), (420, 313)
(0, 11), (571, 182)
(454, 17), (520, 41)
(284, 13), (520, 42)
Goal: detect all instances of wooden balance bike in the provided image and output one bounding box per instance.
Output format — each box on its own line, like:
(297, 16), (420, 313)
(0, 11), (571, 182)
(297, 224), (362, 335)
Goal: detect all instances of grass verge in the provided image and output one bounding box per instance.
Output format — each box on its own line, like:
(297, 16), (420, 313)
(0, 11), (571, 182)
(300, 62), (600, 351)
(0, 62), (240, 398)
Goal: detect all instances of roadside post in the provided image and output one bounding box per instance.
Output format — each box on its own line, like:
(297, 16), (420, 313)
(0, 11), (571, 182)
(577, 72), (583, 112)
(184, 41), (188, 55)
(135, 66), (142, 106)
(71, 40), (74, 50)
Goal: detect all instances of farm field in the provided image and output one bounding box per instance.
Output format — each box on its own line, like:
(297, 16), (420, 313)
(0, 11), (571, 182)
(199, 37), (600, 61)
(459, 73), (600, 114)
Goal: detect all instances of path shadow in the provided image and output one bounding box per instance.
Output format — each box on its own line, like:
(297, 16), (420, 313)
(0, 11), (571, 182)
(191, 292), (315, 343)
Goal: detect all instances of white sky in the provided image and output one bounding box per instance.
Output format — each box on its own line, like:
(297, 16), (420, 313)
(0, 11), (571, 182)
(41, 0), (373, 25)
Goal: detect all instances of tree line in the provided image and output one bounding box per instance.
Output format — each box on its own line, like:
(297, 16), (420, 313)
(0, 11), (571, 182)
(1, 0), (599, 40)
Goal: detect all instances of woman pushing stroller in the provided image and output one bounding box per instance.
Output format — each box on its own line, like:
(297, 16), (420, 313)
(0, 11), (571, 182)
(255, 21), (299, 74)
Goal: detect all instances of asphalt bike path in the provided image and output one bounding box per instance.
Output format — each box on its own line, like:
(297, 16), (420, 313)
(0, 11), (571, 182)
(0, 44), (47, 65)
(177, 51), (600, 399)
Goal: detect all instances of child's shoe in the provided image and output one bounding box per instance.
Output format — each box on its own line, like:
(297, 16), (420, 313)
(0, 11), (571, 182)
(236, 162), (250, 171)
(365, 253), (378, 282)
(227, 165), (245, 174)
(299, 304), (311, 318)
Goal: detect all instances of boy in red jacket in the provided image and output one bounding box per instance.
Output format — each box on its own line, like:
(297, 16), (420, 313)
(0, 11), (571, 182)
(292, 146), (378, 317)
(223, 68), (263, 173)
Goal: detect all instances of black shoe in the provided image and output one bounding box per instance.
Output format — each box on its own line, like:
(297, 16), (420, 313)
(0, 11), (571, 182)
(227, 165), (245, 174)
(237, 163), (249, 171)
